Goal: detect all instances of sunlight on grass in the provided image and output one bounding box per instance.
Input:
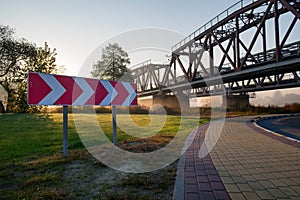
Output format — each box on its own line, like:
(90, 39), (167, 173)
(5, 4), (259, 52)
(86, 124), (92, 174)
(69, 113), (204, 143)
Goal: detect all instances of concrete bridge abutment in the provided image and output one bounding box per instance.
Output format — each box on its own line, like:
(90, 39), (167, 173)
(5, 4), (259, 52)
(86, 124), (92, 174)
(152, 92), (190, 113)
(222, 94), (250, 111)
(136, 91), (189, 113)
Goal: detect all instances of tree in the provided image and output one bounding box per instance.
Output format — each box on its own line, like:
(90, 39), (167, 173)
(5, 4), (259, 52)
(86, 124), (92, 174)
(0, 25), (58, 113)
(91, 43), (132, 81)
(7, 42), (58, 113)
(0, 25), (36, 77)
(0, 25), (36, 112)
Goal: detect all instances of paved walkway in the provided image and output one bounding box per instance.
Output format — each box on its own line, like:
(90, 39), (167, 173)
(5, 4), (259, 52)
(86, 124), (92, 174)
(174, 116), (300, 200)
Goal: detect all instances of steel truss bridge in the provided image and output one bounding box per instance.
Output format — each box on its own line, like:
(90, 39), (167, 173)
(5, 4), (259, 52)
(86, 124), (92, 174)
(131, 0), (300, 98)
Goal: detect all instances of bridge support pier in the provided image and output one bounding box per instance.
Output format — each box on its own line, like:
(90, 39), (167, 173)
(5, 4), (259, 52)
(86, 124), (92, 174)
(222, 94), (250, 111)
(152, 92), (190, 113)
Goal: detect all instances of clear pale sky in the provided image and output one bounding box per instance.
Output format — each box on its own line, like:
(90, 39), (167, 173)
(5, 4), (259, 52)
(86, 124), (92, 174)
(1, 0), (299, 105)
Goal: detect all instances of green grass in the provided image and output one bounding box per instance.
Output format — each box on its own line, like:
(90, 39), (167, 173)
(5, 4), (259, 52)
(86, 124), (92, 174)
(0, 113), (207, 199)
(0, 113), (82, 163)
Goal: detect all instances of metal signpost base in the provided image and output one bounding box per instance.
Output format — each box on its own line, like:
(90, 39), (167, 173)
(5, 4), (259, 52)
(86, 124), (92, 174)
(63, 106), (68, 157)
(112, 106), (117, 145)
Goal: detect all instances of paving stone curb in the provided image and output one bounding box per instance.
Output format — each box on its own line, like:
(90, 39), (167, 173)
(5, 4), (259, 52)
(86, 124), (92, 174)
(250, 113), (300, 143)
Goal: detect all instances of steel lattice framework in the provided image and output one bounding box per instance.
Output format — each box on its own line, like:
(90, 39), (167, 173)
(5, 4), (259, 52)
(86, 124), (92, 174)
(132, 0), (300, 97)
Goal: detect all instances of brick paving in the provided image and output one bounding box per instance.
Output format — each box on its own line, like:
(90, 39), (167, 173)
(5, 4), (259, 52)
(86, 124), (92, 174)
(175, 116), (300, 200)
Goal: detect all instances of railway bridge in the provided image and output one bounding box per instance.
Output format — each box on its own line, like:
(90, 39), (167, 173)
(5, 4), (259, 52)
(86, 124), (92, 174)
(130, 0), (300, 110)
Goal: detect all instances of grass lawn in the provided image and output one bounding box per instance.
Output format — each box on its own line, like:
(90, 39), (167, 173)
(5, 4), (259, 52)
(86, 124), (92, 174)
(0, 112), (207, 199)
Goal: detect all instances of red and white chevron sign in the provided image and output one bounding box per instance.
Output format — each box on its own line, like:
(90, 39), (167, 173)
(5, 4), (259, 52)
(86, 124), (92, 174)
(27, 72), (137, 106)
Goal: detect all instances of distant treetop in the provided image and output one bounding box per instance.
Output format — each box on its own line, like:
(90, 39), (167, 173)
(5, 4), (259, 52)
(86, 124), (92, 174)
(91, 43), (132, 82)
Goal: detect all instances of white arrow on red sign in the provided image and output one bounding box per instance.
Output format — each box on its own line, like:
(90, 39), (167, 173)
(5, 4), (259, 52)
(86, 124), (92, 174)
(27, 72), (137, 106)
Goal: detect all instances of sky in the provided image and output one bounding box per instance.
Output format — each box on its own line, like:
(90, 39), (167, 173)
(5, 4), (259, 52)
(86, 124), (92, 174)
(0, 0), (299, 105)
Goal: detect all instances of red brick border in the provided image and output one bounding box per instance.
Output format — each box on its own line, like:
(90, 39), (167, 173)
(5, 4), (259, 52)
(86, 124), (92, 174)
(184, 125), (231, 200)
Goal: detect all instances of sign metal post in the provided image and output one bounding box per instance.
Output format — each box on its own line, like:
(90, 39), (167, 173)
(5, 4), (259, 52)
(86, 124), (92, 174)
(112, 106), (117, 145)
(63, 106), (68, 157)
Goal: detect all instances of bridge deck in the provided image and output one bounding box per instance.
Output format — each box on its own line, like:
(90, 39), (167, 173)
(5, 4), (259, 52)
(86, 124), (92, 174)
(174, 116), (300, 199)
